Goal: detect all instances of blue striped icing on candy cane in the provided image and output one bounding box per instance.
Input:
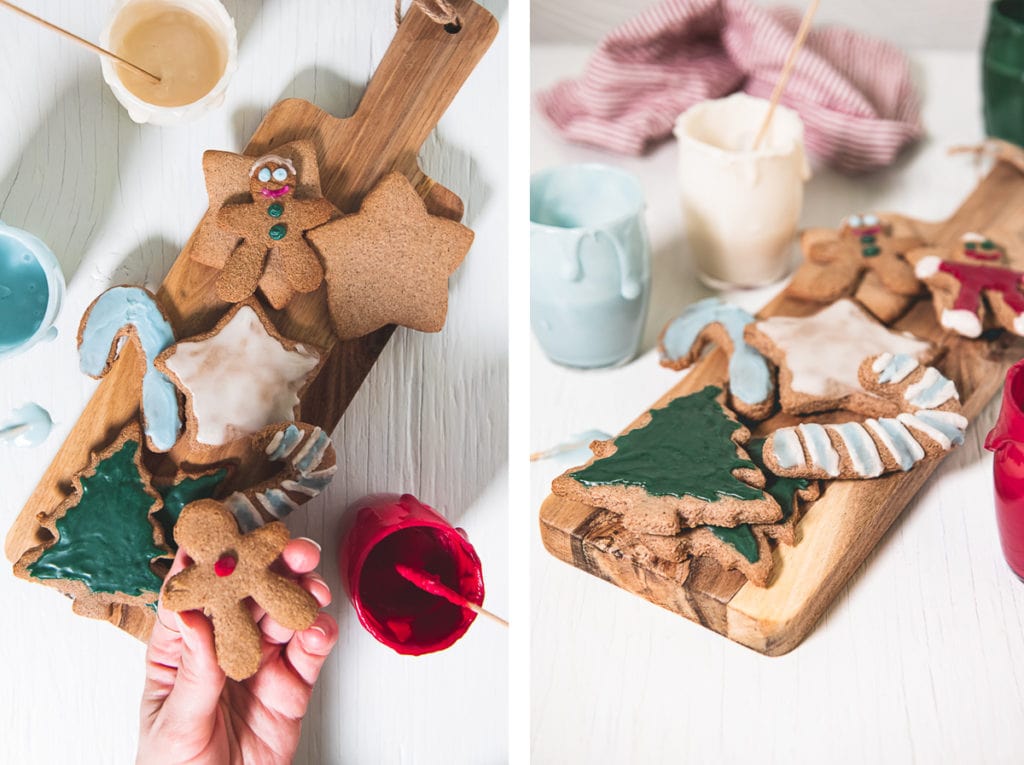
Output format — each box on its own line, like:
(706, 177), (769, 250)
(831, 422), (884, 478)
(224, 493), (263, 533)
(865, 417), (925, 471)
(266, 424), (303, 460)
(872, 352), (919, 384)
(797, 423), (841, 477)
(659, 298), (772, 407)
(904, 367), (958, 410)
(771, 428), (805, 469)
(294, 429), (331, 473)
(257, 488), (300, 519)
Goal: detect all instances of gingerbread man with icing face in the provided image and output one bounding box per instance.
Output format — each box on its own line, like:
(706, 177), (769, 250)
(214, 154), (339, 309)
(908, 232), (1024, 338)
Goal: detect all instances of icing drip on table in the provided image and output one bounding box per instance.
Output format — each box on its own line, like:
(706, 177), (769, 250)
(0, 402), (52, 447)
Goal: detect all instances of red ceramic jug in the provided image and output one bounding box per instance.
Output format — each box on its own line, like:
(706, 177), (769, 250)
(339, 493), (485, 654)
(985, 357), (1024, 581)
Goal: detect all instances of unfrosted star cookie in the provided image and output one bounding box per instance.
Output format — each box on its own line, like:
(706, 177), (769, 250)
(907, 232), (1024, 338)
(551, 386), (782, 534)
(787, 213), (925, 323)
(658, 297), (776, 420)
(744, 299), (938, 416)
(156, 301), (324, 447)
(306, 172), (474, 340)
(762, 353), (966, 480)
(190, 140), (340, 309)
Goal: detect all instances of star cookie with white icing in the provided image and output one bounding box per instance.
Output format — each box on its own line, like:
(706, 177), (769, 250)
(156, 301), (324, 447)
(744, 299), (938, 417)
(306, 172), (474, 341)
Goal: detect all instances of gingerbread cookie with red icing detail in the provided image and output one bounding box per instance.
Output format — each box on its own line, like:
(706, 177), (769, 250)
(907, 232), (1024, 338)
(162, 499), (319, 680)
(787, 213), (926, 323)
(190, 140), (340, 309)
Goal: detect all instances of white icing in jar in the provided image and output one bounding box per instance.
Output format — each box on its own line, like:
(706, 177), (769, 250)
(673, 93), (810, 288)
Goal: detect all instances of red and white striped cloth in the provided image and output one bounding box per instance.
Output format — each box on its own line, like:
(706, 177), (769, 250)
(537, 0), (923, 173)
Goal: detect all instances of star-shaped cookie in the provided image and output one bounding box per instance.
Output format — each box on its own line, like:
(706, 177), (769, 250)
(190, 140), (339, 309)
(306, 171), (474, 340)
(744, 299), (938, 416)
(156, 301), (324, 447)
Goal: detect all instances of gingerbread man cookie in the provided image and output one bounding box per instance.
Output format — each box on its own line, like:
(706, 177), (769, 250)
(787, 213), (925, 323)
(162, 499), (319, 681)
(907, 232), (1024, 338)
(190, 140), (340, 309)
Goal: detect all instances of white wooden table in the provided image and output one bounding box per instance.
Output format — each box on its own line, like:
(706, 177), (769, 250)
(0, 2), (508, 762)
(531, 44), (1024, 764)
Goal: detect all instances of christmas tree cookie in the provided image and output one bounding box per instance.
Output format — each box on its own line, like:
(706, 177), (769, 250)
(551, 386), (782, 535)
(633, 439), (819, 588)
(14, 424), (171, 619)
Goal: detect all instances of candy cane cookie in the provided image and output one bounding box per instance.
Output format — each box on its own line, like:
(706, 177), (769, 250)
(762, 353), (966, 480)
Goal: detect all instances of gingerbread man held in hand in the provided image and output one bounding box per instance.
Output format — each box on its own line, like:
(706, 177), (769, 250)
(162, 499), (319, 680)
(214, 154), (338, 309)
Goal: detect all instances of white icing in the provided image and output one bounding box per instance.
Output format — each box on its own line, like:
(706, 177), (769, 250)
(280, 479), (320, 497)
(772, 428), (805, 468)
(871, 353), (892, 374)
(798, 422), (841, 477)
(915, 255), (941, 278)
(830, 422), (884, 478)
(163, 305), (321, 445)
(755, 300), (933, 399)
(941, 308), (983, 338)
(1013, 314), (1024, 337)
(875, 353), (919, 384)
(265, 430), (284, 457)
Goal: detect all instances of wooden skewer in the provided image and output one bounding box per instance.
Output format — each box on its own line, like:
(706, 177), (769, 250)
(752, 0), (820, 150)
(0, 0), (161, 83)
(395, 564), (509, 629)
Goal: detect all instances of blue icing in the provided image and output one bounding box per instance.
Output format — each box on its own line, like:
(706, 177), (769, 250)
(907, 371), (956, 410)
(830, 422), (882, 477)
(877, 353), (918, 384)
(295, 430), (330, 473)
(260, 488), (298, 518)
(872, 418), (924, 470)
(224, 494), (262, 533)
(79, 287), (180, 451)
(660, 298), (771, 406)
(799, 423), (840, 476)
(914, 410), (966, 446)
(0, 402), (52, 448)
(294, 472), (335, 492)
(771, 428), (804, 469)
(268, 424), (302, 461)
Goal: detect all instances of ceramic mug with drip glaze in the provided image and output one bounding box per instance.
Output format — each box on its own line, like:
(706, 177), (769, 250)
(530, 163), (651, 368)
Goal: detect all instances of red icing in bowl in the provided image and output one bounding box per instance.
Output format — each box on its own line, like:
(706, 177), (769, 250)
(340, 494), (485, 655)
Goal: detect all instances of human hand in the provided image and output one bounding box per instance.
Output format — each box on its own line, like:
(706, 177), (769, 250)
(137, 537), (338, 765)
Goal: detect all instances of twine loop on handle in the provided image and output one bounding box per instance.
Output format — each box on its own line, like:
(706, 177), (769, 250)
(394, 0), (461, 31)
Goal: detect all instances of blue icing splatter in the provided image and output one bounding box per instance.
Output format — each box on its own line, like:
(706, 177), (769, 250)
(660, 298), (771, 406)
(79, 287), (180, 451)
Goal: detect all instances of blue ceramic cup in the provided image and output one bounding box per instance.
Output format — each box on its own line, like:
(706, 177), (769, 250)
(0, 221), (65, 360)
(531, 164), (651, 368)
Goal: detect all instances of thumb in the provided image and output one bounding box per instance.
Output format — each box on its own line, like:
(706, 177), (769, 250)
(160, 610), (226, 727)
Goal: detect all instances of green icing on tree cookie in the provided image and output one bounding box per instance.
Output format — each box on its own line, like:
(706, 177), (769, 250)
(28, 440), (166, 597)
(155, 469), (227, 549)
(709, 438), (812, 563)
(570, 386), (765, 502)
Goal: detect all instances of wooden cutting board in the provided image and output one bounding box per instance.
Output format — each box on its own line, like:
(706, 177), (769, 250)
(4, 0), (497, 640)
(539, 158), (1024, 656)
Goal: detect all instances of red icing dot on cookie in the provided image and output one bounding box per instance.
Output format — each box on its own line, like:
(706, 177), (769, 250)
(214, 554), (237, 577)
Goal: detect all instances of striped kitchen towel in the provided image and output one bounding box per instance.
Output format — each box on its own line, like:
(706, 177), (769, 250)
(537, 0), (923, 173)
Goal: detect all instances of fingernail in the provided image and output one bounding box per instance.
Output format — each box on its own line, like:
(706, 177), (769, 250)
(309, 624), (328, 637)
(298, 537), (322, 552)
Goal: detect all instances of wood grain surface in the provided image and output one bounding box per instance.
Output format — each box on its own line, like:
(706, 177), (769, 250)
(4, 0), (497, 641)
(539, 159), (1024, 655)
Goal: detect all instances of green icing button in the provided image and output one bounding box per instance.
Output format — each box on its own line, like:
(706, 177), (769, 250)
(570, 386), (765, 503)
(269, 223), (288, 240)
(859, 234), (876, 245)
(27, 440), (166, 597)
(861, 245), (882, 257)
(267, 202), (284, 218)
